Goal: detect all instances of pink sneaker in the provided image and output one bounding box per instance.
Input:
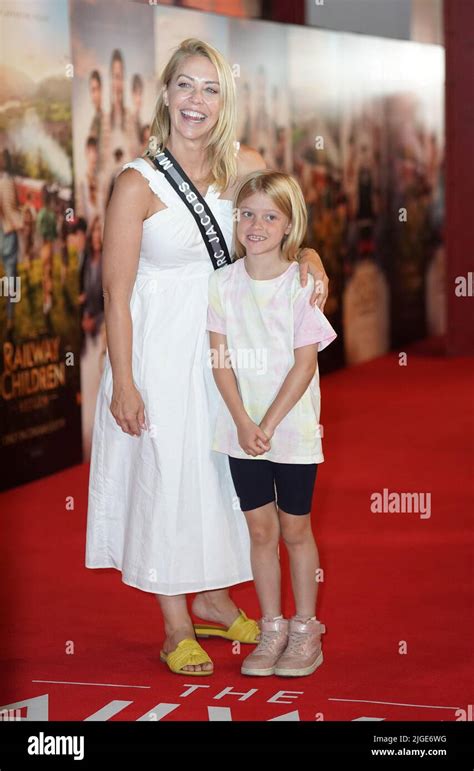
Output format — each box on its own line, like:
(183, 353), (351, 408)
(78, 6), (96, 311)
(274, 617), (326, 677)
(241, 617), (289, 676)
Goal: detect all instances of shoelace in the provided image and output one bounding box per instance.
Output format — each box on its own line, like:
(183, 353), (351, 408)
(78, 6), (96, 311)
(256, 630), (283, 652)
(285, 630), (319, 655)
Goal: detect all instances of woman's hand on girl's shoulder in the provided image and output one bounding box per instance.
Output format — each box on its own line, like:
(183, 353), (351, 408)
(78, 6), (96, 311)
(297, 248), (329, 310)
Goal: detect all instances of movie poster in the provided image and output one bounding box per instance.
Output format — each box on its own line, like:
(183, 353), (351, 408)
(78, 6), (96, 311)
(383, 41), (445, 347)
(337, 34), (391, 365)
(288, 27), (347, 371)
(0, 0), (82, 491)
(70, 0), (156, 458)
(288, 30), (444, 367)
(229, 19), (291, 172)
(154, 5), (229, 76)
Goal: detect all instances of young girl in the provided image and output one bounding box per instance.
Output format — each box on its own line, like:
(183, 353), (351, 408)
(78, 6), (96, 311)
(206, 170), (337, 677)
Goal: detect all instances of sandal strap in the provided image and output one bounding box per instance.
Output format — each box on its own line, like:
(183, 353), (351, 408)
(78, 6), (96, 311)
(166, 639), (212, 672)
(226, 609), (260, 643)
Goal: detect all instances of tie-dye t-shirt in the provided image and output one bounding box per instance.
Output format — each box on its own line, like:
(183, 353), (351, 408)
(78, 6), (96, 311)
(206, 257), (337, 464)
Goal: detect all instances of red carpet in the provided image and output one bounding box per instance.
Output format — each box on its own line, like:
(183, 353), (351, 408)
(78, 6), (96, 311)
(1, 348), (473, 721)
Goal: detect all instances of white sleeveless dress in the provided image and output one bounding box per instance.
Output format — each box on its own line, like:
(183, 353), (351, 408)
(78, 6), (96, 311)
(85, 157), (252, 595)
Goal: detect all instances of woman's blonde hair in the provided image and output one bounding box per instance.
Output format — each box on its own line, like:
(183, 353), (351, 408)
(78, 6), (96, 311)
(148, 38), (238, 193)
(233, 171), (308, 261)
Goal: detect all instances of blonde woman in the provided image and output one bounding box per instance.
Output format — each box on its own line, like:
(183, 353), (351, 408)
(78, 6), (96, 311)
(85, 38), (329, 676)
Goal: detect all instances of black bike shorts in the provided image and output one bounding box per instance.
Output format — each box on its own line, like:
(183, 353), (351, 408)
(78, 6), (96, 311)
(228, 457), (318, 516)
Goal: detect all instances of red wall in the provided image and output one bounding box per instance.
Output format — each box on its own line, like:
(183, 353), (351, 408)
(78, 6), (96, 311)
(262, 0), (304, 24)
(444, 0), (474, 355)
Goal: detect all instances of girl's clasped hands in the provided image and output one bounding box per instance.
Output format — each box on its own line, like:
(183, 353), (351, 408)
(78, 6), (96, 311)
(236, 415), (274, 457)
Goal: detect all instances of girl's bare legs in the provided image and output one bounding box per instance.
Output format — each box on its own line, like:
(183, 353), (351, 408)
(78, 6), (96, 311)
(156, 594), (213, 673)
(189, 508), (318, 635)
(278, 509), (319, 618)
(238, 501), (282, 618)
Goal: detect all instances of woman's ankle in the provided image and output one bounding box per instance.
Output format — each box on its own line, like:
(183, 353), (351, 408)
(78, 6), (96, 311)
(164, 623), (194, 642)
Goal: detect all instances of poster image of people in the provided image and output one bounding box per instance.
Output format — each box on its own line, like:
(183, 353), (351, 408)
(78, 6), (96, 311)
(0, 0), (82, 490)
(70, 0), (156, 458)
(288, 29), (444, 367)
(229, 20), (292, 173)
(154, 5), (230, 76)
(386, 86), (445, 347)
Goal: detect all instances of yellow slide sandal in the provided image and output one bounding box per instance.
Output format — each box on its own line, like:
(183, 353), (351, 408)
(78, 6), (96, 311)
(160, 638), (214, 676)
(193, 608), (260, 644)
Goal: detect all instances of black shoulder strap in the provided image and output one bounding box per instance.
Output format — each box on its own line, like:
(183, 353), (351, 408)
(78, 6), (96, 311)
(144, 145), (232, 271)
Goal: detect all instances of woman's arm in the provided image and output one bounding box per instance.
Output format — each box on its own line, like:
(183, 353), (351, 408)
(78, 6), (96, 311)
(209, 331), (270, 457)
(297, 249), (329, 311)
(259, 345), (318, 440)
(101, 169), (148, 436)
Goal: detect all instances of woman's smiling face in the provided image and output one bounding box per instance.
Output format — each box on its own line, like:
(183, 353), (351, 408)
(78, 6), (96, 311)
(164, 55), (221, 141)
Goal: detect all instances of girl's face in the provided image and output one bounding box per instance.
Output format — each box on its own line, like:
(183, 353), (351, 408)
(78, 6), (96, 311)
(164, 55), (221, 142)
(237, 192), (291, 257)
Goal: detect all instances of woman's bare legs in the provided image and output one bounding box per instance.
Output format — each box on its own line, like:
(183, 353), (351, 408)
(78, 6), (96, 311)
(156, 594), (213, 672)
(191, 589), (244, 628)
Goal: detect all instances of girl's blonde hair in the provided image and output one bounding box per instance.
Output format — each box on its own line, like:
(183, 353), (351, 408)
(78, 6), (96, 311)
(148, 38), (238, 193)
(233, 171), (308, 261)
